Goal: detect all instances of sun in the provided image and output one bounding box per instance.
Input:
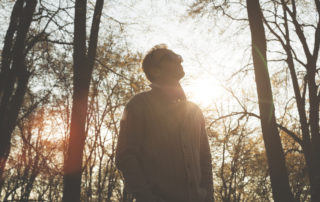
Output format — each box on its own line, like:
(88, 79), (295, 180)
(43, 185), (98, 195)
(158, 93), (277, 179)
(183, 76), (224, 108)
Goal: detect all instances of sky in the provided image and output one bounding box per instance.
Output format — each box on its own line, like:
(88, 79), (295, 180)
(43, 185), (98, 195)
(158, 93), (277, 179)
(1, 0), (317, 113)
(105, 0), (254, 109)
(0, 0), (257, 111)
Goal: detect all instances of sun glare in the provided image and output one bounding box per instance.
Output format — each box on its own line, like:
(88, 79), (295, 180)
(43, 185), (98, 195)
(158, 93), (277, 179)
(183, 77), (224, 108)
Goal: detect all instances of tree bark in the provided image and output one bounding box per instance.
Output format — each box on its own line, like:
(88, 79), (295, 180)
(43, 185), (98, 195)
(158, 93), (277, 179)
(263, 0), (320, 200)
(63, 0), (104, 201)
(307, 2), (320, 200)
(0, 0), (37, 191)
(246, 1), (294, 202)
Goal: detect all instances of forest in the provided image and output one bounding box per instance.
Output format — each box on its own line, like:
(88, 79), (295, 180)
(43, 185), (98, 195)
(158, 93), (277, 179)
(0, 0), (319, 201)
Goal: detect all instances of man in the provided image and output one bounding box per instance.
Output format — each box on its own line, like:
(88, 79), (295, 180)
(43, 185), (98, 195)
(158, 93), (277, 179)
(115, 44), (214, 202)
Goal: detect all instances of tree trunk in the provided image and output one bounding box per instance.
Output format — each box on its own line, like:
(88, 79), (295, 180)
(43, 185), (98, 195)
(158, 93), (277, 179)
(63, 0), (104, 201)
(0, 0), (37, 191)
(246, 1), (294, 202)
(265, 1), (320, 200)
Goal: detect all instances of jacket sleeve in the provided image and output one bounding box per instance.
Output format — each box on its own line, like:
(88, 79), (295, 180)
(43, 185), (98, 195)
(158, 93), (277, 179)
(115, 98), (154, 198)
(199, 111), (214, 202)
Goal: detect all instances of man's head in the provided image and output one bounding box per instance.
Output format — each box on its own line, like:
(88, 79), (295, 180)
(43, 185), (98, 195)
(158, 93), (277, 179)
(142, 44), (185, 85)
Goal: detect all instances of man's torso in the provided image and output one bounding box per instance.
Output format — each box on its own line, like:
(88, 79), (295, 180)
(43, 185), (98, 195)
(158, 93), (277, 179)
(130, 89), (207, 202)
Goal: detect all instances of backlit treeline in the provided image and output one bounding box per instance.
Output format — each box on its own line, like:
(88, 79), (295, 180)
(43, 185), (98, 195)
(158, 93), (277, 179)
(0, 0), (318, 201)
(190, 0), (319, 201)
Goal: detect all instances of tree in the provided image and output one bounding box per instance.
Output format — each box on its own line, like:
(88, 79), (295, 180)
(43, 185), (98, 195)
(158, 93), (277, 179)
(62, 0), (104, 201)
(209, 113), (271, 201)
(246, 1), (294, 201)
(0, 0), (38, 190)
(262, 1), (320, 200)
(0, 0), (74, 192)
(0, 1), (147, 200)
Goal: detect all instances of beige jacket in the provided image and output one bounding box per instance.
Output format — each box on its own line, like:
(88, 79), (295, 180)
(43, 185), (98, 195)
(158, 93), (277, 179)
(115, 85), (214, 202)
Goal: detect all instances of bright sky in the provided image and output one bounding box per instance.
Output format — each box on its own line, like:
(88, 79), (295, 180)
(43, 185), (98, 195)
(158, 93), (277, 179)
(0, 0), (255, 110)
(106, 0), (253, 109)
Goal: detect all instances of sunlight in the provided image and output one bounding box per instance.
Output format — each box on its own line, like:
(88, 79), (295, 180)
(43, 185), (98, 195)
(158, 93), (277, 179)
(183, 76), (224, 108)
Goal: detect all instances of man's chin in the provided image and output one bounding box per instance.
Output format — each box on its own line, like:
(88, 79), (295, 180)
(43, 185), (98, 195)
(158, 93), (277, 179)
(165, 71), (185, 83)
(177, 71), (185, 80)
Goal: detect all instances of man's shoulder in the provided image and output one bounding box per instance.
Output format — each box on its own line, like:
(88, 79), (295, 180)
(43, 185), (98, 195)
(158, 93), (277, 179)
(126, 90), (151, 108)
(185, 100), (202, 114)
(185, 101), (206, 123)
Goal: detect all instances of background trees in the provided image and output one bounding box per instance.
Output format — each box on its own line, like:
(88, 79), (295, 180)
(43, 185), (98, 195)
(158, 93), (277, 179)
(0, 0), (38, 190)
(247, 1), (293, 201)
(62, 0), (104, 201)
(262, 1), (320, 201)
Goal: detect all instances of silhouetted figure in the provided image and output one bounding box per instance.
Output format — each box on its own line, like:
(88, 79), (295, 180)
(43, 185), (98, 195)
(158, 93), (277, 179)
(115, 44), (214, 202)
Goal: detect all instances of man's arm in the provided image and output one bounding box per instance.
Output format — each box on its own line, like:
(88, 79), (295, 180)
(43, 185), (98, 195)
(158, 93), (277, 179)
(199, 111), (214, 202)
(115, 98), (157, 201)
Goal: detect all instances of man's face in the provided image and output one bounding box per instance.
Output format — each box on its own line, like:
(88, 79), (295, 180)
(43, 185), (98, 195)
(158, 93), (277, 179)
(152, 50), (185, 83)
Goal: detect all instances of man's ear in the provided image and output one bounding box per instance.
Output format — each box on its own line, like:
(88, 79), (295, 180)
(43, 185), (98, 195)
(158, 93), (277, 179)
(150, 67), (160, 79)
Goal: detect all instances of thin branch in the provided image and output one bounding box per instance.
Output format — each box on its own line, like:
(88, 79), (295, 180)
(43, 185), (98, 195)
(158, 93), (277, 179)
(284, 2), (312, 59)
(211, 111), (303, 146)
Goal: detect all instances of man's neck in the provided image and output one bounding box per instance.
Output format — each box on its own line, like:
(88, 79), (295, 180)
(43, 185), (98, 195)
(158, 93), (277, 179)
(149, 81), (186, 103)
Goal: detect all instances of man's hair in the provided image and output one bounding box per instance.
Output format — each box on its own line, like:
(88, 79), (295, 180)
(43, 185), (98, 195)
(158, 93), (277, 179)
(141, 44), (174, 82)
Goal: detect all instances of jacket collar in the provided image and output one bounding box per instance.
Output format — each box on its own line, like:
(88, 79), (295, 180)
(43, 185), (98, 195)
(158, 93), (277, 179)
(149, 82), (187, 103)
